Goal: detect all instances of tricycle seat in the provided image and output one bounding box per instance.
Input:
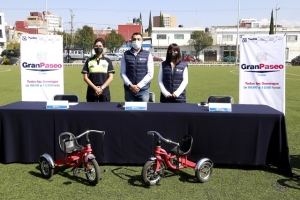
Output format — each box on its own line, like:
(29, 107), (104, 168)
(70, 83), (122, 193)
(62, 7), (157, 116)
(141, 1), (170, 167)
(170, 135), (193, 156)
(59, 132), (84, 154)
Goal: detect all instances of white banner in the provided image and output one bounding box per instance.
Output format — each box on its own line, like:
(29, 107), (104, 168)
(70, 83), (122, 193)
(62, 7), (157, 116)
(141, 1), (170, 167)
(20, 34), (64, 101)
(239, 34), (286, 113)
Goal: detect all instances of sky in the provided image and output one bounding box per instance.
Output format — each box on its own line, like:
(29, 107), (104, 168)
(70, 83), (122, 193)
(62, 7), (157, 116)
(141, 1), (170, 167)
(1, 0), (300, 32)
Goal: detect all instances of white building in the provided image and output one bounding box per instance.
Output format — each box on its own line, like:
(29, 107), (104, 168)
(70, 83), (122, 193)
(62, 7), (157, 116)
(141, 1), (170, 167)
(150, 23), (300, 62)
(43, 11), (63, 32)
(0, 11), (7, 53)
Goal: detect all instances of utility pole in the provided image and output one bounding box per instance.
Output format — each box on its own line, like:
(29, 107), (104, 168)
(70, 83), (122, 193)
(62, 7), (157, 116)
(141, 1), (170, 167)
(45, 0), (48, 35)
(275, 4), (280, 34)
(70, 9), (75, 47)
(235, 0), (240, 64)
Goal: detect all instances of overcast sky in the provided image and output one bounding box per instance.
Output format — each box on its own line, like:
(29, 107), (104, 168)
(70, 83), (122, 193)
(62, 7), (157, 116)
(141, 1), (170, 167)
(1, 0), (300, 31)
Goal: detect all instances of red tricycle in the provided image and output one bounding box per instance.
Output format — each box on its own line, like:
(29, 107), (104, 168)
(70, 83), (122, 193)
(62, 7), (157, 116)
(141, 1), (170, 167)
(38, 130), (105, 185)
(142, 131), (213, 186)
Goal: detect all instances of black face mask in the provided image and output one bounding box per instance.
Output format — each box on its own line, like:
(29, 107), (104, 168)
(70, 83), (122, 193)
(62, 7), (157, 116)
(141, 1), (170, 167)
(168, 52), (178, 59)
(94, 47), (103, 55)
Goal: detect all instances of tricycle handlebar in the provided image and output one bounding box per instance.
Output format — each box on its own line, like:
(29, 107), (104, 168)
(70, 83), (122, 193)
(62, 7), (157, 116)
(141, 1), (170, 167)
(147, 131), (179, 146)
(66, 130), (105, 142)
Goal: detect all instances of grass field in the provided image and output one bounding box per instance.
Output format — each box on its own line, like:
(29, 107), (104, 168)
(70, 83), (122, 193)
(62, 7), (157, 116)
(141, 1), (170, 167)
(0, 65), (300, 199)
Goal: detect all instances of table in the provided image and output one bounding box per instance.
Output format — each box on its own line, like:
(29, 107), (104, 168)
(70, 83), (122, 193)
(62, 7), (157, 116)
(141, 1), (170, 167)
(0, 101), (292, 176)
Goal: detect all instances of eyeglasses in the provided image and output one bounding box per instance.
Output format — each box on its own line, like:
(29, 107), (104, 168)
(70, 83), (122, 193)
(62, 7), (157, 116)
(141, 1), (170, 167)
(94, 45), (103, 48)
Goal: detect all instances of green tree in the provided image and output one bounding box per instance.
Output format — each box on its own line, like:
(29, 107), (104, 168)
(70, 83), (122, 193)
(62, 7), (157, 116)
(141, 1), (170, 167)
(57, 31), (72, 48)
(189, 31), (213, 60)
(140, 12), (143, 33)
(148, 11), (152, 36)
(159, 11), (165, 27)
(105, 30), (125, 53)
(73, 25), (96, 52)
(269, 10), (274, 35)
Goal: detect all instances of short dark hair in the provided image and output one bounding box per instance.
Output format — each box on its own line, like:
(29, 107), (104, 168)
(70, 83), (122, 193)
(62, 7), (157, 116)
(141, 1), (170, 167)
(93, 38), (105, 47)
(166, 43), (182, 64)
(131, 32), (143, 40)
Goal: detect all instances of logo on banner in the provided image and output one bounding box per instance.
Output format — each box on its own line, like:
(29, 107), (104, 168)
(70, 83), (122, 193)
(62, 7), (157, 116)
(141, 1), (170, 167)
(22, 51), (62, 71)
(240, 52), (284, 73)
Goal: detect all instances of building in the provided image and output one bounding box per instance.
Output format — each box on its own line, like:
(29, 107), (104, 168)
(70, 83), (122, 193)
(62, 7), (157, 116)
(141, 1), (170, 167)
(153, 14), (176, 27)
(118, 24), (142, 42)
(150, 19), (300, 62)
(151, 27), (207, 59)
(43, 11), (63, 32)
(0, 11), (7, 52)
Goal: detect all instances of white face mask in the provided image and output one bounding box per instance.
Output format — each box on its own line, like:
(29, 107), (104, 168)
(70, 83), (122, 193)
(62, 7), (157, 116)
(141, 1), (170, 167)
(131, 41), (142, 50)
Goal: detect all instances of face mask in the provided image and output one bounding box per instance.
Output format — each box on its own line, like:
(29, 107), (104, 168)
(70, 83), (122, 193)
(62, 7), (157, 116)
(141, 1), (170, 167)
(94, 47), (103, 55)
(132, 41), (142, 50)
(168, 52), (178, 59)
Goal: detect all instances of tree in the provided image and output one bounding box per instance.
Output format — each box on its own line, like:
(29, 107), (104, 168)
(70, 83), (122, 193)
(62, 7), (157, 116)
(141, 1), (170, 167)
(6, 41), (20, 51)
(140, 12), (143, 33)
(73, 25), (96, 52)
(159, 11), (165, 27)
(148, 11), (152, 36)
(105, 30), (125, 53)
(57, 31), (72, 48)
(189, 31), (213, 59)
(269, 10), (274, 35)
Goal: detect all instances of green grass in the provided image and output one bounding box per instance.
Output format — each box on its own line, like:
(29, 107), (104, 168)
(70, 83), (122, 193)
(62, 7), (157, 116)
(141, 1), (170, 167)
(0, 65), (300, 199)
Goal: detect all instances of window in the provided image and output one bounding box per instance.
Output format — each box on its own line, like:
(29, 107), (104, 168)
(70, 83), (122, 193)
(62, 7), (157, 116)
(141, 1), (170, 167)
(287, 35), (297, 42)
(0, 16), (2, 24)
(223, 35), (233, 42)
(174, 34), (184, 39)
(0, 30), (3, 38)
(157, 34), (166, 39)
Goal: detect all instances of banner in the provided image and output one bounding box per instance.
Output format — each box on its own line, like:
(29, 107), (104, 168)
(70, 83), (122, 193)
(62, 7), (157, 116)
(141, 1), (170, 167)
(20, 34), (64, 101)
(239, 34), (286, 113)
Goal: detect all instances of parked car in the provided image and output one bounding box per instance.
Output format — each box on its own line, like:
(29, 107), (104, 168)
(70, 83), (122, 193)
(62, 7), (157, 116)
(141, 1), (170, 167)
(115, 53), (124, 59)
(153, 56), (163, 61)
(223, 56), (238, 62)
(63, 49), (90, 63)
(104, 53), (120, 61)
(183, 55), (195, 62)
(291, 55), (300, 66)
(1, 49), (20, 58)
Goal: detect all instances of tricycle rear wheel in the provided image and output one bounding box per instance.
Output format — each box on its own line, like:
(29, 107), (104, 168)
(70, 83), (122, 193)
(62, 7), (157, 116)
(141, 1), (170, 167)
(195, 161), (213, 183)
(39, 157), (54, 179)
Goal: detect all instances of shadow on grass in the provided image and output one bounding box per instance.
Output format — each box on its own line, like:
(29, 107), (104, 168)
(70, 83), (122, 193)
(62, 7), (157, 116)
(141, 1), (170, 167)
(110, 165), (201, 187)
(29, 164), (96, 186)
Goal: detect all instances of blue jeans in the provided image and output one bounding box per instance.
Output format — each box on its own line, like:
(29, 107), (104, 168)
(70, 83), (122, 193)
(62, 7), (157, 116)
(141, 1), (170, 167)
(125, 89), (149, 102)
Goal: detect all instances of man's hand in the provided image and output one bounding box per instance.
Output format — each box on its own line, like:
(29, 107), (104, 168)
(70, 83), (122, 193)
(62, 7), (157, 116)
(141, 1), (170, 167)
(130, 85), (140, 94)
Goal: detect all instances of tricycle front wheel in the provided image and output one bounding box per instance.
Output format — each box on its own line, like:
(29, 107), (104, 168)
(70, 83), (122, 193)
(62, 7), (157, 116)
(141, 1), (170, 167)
(142, 160), (165, 186)
(85, 159), (100, 185)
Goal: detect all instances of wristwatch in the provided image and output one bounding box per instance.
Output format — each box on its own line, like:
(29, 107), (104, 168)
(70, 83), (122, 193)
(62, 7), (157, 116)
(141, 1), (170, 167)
(128, 84), (131, 88)
(100, 86), (104, 90)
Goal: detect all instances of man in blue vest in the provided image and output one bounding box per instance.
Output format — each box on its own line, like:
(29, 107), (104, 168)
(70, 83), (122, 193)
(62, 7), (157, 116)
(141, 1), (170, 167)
(120, 32), (154, 102)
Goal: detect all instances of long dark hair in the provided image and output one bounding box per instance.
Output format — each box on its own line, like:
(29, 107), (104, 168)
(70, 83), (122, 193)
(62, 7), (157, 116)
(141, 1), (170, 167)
(165, 43), (182, 64)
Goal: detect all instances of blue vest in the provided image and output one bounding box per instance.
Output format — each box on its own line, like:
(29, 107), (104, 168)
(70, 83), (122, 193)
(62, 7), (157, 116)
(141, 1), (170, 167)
(123, 49), (150, 91)
(160, 61), (187, 103)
